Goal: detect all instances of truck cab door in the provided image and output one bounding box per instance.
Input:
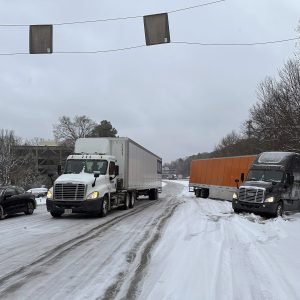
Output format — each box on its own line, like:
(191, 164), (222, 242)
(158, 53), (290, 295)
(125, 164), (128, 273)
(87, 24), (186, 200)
(108, 161), (117, 193)
(285, 171), (300, 212)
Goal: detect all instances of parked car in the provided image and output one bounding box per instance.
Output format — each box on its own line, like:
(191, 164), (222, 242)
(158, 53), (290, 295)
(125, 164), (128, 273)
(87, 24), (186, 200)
(0, 185), (36, 220)
(27, 187), (48, 198)
(27, 187), (48, 205)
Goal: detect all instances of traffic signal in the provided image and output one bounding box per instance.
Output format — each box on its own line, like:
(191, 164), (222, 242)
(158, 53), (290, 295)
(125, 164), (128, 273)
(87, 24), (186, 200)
(143, 13), (170, 46)
(30, 25), (53, 54)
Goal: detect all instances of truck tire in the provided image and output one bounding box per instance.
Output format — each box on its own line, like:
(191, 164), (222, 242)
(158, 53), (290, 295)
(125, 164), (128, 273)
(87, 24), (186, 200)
(100, 196), (109, 217)
(124, 193), (130, 210)
(274, 202), (283, 218)
(50, 211), (63, 218)
(0, 205), (5, 220)
(201, 189), (209, 199)
(149, 189), (158, 200)
(195, 189), (201, 198)
(233, 209), (241, 214)
(129, 192), (136, 208)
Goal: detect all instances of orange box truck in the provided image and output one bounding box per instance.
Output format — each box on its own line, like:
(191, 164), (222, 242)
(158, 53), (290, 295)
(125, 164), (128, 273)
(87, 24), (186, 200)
(189, 155), (256, 201)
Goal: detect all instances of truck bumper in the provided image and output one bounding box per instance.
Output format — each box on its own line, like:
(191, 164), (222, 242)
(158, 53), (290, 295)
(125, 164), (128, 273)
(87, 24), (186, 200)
(232, 200), (278, 216)
(46, 198), (102, 214)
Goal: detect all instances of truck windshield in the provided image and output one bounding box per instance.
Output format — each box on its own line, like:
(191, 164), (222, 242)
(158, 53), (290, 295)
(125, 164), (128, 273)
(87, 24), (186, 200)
(65, 159), (108, 175)
(247, 169), (283, 183)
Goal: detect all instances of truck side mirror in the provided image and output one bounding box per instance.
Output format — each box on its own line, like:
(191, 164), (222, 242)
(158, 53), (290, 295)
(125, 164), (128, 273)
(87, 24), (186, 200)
(93, 171), (100, 178)
(235, 179), (240, 188)
(240, 173), (245, 182)
(92, 171), (100, 187)
(57, 165), (62, 176)
(287, 173), (294, 185)
(47, 171), (55, 185)
(115, 165), (119, 176)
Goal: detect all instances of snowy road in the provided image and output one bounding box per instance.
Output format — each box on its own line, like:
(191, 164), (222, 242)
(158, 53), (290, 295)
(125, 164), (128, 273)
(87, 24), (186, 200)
(1, 181), (300, 300)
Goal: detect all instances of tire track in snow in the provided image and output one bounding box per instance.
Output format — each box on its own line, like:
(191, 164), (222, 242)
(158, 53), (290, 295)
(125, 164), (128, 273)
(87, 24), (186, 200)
(0, 201), (158, 296)
(100, 200), (183, 300)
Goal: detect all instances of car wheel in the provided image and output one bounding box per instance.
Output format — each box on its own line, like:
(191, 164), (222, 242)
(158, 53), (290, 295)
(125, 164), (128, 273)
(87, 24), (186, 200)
(50, 211), (63, 218)
(0, 205), (6, 220)
(100, 196), (109, 217)
(25, 202), (34, 215)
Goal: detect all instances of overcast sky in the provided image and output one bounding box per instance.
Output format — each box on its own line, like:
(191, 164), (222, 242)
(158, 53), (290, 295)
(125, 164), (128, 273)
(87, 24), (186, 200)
(0, 0), (299, 162)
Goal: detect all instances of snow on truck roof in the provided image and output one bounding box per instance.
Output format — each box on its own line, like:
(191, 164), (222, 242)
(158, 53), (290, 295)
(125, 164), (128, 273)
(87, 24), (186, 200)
(258, 152), (296, 164)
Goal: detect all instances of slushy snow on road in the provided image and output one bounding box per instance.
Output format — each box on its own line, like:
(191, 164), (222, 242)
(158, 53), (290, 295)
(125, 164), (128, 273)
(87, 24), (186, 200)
(0, 180), (300, 300)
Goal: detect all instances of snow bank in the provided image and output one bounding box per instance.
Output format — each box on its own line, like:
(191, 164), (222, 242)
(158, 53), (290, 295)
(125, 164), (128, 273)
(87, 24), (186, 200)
(140, 181), (300, 300)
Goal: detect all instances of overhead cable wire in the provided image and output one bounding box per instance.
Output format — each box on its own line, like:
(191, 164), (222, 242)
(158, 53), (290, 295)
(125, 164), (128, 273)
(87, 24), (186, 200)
(172, 37), (300, 46)
(0, 45), (146, 56)
(168, 0), (225, 14)
(55, 45), (146, 54)
(0, 0), (226, 27)
(0, 36), (298, 56)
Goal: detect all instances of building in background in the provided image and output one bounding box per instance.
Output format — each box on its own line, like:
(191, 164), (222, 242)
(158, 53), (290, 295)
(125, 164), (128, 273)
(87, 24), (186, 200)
(13, 141), (72, 187)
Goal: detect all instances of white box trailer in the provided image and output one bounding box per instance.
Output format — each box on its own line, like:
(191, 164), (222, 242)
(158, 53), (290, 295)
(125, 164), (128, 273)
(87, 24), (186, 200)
(46, 137), (162, 218)
(75, 137), (162, 191)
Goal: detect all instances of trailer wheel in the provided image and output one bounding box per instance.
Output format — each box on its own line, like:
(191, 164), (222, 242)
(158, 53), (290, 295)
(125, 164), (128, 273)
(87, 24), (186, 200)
(233, 209), (241, 214)
(129, 192), (136, 208)
(195, 189), (201, 198)
(124, 193), (130, 210)
(149, 189), (158, 200)
(201, 189), (209, 199)
(149, 189), (154, 200)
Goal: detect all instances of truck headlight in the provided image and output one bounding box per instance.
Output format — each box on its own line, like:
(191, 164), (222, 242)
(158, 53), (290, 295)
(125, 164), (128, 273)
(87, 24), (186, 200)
(47, 190), (53, 199)
(87, 191), (99, 200)
(232, 192), (238, 200)
(264, 196), (274, 203)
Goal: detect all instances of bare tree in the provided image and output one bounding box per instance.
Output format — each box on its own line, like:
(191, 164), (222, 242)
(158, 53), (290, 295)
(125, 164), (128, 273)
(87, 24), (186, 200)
(249, 59), (300, 152)
(53, 115), (97, 148)
(0, 130), (24, 185)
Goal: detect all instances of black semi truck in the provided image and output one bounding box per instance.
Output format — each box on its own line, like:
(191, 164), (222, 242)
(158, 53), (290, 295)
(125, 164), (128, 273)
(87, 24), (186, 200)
(232, 152), (300, 217)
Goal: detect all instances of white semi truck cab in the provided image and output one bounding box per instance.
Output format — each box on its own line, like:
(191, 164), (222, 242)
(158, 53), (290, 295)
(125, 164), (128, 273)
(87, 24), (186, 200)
(46, 137), (162, 218)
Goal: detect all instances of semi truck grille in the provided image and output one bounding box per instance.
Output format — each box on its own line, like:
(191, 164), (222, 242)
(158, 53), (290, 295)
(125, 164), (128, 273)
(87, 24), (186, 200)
(238, 187), (265, 203)
(54, 183), (86, 201)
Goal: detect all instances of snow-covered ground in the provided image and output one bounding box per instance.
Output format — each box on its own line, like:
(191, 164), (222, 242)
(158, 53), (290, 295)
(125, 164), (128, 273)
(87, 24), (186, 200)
(140, 181), (300, 300)
(1, 180), (300, 300)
